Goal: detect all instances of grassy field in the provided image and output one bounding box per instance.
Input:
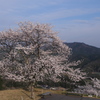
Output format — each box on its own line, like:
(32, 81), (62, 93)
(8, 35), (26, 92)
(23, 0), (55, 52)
(0, 88), (100, 100)
(0, 88), (65, 100)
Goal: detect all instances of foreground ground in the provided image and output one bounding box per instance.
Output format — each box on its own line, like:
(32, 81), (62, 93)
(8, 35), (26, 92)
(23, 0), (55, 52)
(40, 94), (100, 100)
(0, 88), (63, 100)
(0, 88), (100, 100)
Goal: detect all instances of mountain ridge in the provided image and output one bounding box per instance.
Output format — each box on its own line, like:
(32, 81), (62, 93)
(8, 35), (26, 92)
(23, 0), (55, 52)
(65, 42), (100, 75)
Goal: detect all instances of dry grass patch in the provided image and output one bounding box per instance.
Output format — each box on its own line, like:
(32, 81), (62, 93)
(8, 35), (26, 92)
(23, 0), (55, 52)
(0, 88), (64, 100)
(0, 89), (32, 100)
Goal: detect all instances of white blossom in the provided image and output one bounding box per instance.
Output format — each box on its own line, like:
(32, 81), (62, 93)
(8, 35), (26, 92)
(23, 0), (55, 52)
(0, 21), (86, 85)
(74, 78), (100, 97)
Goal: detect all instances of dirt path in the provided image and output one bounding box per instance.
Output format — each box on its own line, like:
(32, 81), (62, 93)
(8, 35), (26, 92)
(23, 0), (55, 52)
(40, 94), (100, 100)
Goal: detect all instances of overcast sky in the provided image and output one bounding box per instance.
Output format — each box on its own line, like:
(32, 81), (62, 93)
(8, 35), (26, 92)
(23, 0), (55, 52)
(0, 0), (100, 47)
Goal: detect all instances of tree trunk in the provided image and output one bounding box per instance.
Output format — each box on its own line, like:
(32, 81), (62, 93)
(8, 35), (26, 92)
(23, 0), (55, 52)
(30, 83), (34, 99)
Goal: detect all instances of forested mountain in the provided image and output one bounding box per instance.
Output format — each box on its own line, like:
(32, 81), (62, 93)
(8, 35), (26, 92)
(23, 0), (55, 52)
(65, 42), (100, 75)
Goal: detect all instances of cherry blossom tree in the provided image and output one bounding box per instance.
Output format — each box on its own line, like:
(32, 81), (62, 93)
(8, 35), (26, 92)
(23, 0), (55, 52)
(74, 78), (100, 97)
(0, 29), (19, 63)
(0, 22), (86, 99)
(91, 78), (100, 97)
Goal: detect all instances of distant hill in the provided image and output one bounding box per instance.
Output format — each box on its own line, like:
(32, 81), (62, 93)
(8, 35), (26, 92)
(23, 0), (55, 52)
(65, 42), (100, 75)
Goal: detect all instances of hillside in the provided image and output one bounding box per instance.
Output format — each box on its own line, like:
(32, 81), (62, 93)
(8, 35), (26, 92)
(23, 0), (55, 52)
(65, 42), (100, 74)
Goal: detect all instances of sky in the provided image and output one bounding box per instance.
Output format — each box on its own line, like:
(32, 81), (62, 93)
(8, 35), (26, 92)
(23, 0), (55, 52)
(0, 0), (100, 48)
